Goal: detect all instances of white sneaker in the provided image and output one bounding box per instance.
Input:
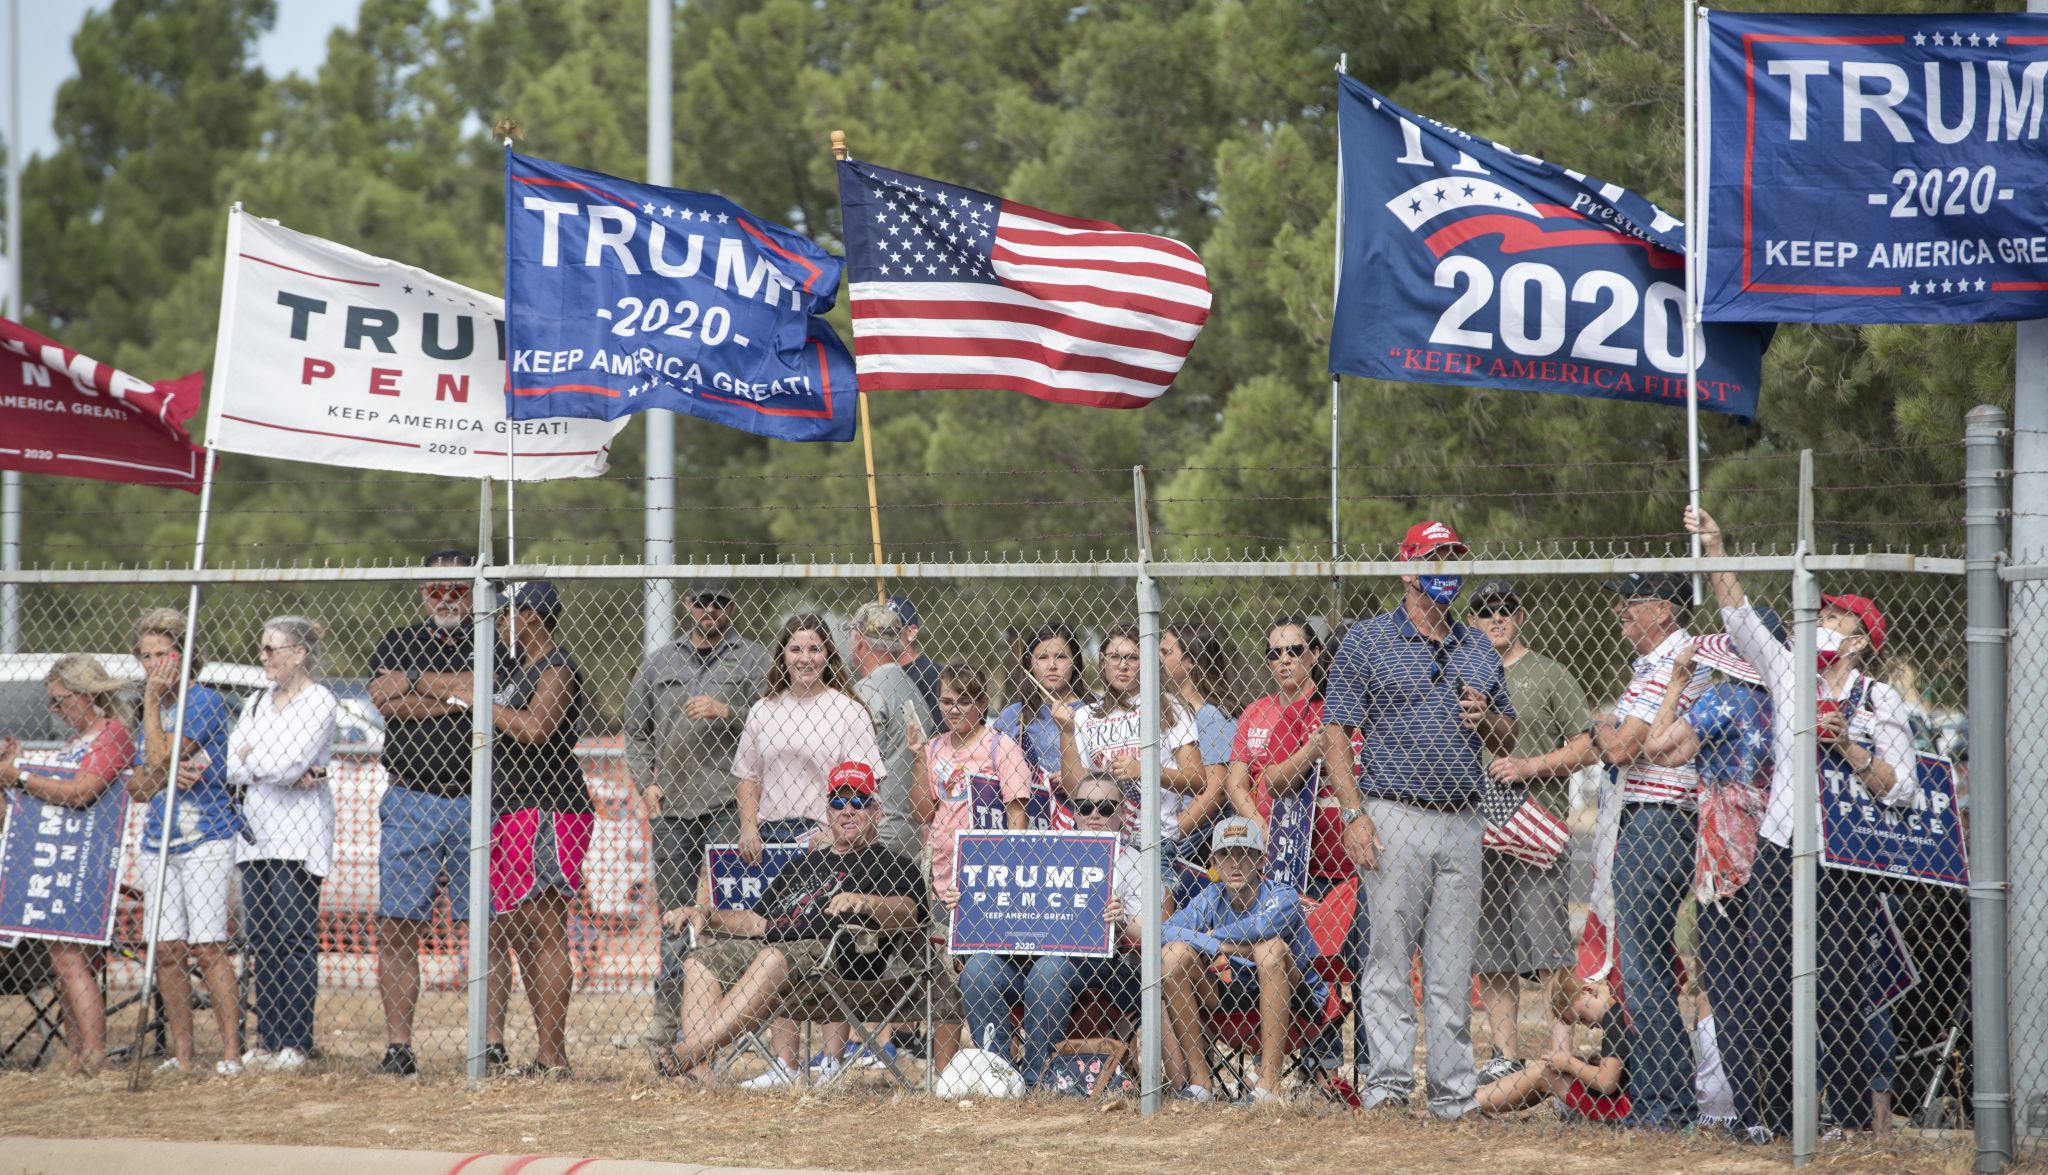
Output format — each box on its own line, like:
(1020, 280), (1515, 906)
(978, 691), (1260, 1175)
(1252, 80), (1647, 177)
(214, 1058), (245, 1077)
(739, 1059), (799, 1091)
(152, 1058), (184, 1077)
(241, 1048), (274, 1068)
(265, 1047), (309, 1072)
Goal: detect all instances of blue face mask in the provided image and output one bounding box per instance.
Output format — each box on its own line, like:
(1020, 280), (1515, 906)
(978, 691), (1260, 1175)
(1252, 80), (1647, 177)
(1419, 575), (1463, 605)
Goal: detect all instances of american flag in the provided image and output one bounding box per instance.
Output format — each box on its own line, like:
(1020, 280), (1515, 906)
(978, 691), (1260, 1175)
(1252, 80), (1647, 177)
(1479, 787), (1570, 868)
(836, 160), (1211, 409)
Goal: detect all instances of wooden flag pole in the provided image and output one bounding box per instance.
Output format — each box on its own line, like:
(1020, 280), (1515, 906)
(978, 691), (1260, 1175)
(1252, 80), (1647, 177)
(834, 128), (887, 605)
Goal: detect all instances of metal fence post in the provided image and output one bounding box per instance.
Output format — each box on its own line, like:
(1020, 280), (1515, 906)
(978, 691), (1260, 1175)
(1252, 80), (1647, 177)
(1967, 404), (2014, 1170)
(466, 480), (497, 1082)
(1791, 450), (1820, 1166)
(1134, 466), (1164, 1116)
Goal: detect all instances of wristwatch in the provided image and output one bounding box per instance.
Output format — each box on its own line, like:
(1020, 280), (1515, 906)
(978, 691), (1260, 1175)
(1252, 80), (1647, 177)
(1340, 806), (1365, 825)
(405, 666), (422, 691)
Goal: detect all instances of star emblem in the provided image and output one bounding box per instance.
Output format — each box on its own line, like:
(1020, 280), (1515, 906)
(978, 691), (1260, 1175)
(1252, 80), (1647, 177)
(1909, 281), (1922, 295)
(1969, 33), (1982, 47)
(1913, 31), (1927, 46)
(660, 205), (674, 218)
(642, 202), (656, 215)
(1988, 33), (2000, 46)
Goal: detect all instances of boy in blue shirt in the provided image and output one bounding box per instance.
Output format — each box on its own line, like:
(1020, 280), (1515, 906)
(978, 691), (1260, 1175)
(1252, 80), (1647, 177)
(1161, 817), (1323, 1103)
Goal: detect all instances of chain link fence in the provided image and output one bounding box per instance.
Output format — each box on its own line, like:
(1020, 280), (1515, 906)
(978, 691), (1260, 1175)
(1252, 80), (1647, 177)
(0, 540), (1982, 1159)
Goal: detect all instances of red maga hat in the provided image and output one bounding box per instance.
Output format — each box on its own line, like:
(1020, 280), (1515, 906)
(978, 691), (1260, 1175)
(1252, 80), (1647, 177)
(1398, 520), (1468, 561)
(1821, 594), (1887, 654)
(827, 760), (878, 797)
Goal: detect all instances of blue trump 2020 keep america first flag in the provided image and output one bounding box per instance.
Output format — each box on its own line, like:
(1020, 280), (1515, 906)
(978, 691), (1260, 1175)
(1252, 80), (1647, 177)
(1330, 75), (1770, 422)
(503, 151), (858, 442)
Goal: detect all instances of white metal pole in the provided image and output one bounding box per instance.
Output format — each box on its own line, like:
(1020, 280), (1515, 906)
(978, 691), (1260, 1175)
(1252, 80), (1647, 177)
(1683, 0), (1704, 604)
(1791, 449), (1819, 1165)
(2, 0), (23, 654)
(1330, 53), (1348, 609)
(643, 0), (677, 654)
(126, 446), (218, 1087)
(465, 479), (496, 1081)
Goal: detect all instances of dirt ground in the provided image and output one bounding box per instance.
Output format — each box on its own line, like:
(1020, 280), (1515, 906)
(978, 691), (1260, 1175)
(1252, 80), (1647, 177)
(0, 1067), (1995, 1175)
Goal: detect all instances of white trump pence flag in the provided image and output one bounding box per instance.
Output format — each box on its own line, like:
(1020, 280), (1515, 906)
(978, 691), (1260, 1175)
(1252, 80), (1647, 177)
(207, 207), (626, 479)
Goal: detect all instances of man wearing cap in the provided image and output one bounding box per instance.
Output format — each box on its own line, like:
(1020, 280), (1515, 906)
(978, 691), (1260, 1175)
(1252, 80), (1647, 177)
(1160, 816), (1321, 1104)
(365, 548), (511, 1076)
(657, 761), (949, 1088)
(626, 576), (771, 1058)
(848, 601), (927, 856)
(1588, 569), (1711, 1128)
(1320, 521), (1517, 1119)
(886, 595), (946, 732)
(1466, 580), (1594, 1081)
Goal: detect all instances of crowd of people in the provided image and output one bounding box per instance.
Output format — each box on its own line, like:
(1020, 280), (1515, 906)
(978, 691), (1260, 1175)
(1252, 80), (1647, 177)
(0, 511), (1936, 1142)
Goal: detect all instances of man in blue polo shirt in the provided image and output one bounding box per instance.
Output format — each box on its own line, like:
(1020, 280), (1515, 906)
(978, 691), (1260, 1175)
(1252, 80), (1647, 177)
(1320, 520), (1516, 1119)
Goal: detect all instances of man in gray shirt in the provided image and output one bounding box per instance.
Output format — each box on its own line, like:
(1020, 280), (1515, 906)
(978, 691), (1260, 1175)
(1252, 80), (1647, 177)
(849, 600), (925, 857)
(628, 577), (770, 1056)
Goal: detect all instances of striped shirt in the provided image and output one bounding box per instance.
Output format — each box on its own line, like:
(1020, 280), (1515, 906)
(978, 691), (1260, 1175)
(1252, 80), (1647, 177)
(1615, 629), (1710, 805)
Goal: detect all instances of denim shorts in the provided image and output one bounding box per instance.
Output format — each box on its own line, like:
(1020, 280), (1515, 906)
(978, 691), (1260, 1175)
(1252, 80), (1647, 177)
(378, 785), (470, 922)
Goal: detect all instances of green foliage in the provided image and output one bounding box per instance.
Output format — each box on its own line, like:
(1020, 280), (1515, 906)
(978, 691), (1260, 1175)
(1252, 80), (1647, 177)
(12, 0), (1975, 572)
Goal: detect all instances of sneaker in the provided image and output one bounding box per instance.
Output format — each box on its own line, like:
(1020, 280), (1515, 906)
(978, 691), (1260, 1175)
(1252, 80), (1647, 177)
(1364, 1092), (1410, 1112)
(214, 1058), (245, 1077)
(895, 1031), (930, 1060)
(1234, 1087), (1283, 1106)
(1741, 1125), (1775, 1145)
(265, 1047), (310, 1072)
(482, 1042), (511, 1075)
(377, 1043), (417, 1077)
(739, 1059), (800, 1090)
(241, 1047), (274, 1068)
(1174, 1084), (1215, 1103)
(1478, 1056), (1522, 1083)
(851, 1042), (899, 1071)
(508, 1061), (573, 1081)
(152, 1057), (184, 1077)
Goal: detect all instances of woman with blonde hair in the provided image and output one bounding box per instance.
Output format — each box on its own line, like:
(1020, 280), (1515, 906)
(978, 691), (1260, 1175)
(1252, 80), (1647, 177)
(0, 655), (135, 1074)
(228, 615), (338, 1072)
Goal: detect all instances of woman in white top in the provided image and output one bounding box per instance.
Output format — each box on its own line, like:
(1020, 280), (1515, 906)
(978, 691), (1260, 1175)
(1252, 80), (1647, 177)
(728, 612), (887, 1089)
(227, 615), (338, 1073)
(1686, 507), (1916, 1139)
(1054, 622), (1203, 846)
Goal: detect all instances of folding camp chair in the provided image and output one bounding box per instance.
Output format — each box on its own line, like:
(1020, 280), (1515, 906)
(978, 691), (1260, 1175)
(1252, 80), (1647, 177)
(0, 939), (61, 1068)
(1202, 876), (1362, 1103)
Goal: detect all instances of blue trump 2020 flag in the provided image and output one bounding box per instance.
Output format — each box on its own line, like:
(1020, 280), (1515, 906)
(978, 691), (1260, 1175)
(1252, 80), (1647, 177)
(1331, 75), (1770, 423)
(1698, 11), (2048, 324)
(504, 151), (858, 442)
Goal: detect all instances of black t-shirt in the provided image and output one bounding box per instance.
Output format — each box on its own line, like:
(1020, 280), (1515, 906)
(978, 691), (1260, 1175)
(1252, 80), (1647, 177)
(493, 648), (591, 816)
(755, 842), (924, 952)
(370, 621), (512, 796)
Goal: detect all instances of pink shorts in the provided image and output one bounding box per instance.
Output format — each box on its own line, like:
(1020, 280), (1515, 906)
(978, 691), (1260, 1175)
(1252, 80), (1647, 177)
(489, 809), (595, 915)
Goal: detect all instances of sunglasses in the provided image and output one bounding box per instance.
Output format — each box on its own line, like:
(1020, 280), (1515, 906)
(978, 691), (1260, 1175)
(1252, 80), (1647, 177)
(46, 691), (81, 711)
(258, 643), (301, 659)
(829, 794), (873, 811)
(1265, 643), (1309, 662)
(1071, 798), (1121, 817)
(424, 583), (470, 600)
(690, 595), (733, 609)
(1469, 605), (1516, 620)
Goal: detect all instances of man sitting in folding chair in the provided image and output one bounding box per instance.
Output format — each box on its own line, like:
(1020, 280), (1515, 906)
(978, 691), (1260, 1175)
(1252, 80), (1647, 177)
(658, 762), (927, 1088)
(1161, 817), (1322, 1104)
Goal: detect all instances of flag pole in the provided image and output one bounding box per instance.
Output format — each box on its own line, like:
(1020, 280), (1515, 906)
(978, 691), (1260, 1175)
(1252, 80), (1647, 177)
(834, 128), (888, 606)
(1683, 0), (1704, 604)
(1329, 53), (1348, 619)
(128, 208), (242, 1084)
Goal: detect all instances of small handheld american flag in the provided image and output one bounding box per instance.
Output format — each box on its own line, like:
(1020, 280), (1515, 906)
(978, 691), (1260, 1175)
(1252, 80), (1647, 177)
(1479, 786), (1570, 868)
(835, 159), (1211, 409)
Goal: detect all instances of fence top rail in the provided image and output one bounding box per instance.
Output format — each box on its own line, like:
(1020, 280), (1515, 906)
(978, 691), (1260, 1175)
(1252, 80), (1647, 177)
(0, 552), (1963, 587)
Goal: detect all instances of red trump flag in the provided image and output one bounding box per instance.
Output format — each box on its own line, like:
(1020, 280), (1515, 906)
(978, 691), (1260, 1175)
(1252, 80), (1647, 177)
(0, 317), (204, 492)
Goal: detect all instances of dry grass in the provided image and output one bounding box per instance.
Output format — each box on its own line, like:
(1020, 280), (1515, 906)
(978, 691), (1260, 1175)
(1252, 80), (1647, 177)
(0, 1067), (1989, 1174)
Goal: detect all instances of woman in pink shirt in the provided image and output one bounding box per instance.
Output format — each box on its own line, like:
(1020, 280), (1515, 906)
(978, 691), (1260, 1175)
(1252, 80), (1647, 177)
(908, 663), (1031, 905)
(732, 614), (885, 866)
